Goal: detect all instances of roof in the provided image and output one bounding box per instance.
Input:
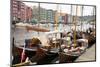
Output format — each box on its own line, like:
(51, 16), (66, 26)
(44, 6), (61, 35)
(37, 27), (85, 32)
(15, 23), (50, 32)
(45, 30), (63, 35)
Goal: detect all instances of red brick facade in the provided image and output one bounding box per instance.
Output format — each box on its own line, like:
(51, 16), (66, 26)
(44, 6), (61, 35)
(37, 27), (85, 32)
(11, 0), (32, 22)
(62, 14), (68, 24)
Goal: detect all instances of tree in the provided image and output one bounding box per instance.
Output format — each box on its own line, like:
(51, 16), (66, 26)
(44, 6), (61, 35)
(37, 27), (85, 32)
(31, 18), (38, 24)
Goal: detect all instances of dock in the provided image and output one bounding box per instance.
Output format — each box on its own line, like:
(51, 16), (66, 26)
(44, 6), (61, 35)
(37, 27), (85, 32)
(75, 44), (96, 62)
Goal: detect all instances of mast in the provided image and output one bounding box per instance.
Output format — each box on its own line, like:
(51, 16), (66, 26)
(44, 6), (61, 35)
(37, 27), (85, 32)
(59, 5), (61, 31)
(74, 5), (78, 47)
(93, 6), (95, 29)
(81, 6), (84, 31)
(54, 4), (59, 48)
(70, 4), (72, 30)
(38, 2), (40, 36)
(55, 4), (59, 31)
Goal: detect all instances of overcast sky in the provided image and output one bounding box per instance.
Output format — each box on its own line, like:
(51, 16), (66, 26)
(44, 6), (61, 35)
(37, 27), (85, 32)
(21, 0), (95, 16)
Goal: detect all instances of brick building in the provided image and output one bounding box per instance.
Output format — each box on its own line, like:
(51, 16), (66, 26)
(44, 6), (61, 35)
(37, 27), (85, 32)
(62, 14), (68, 24)
(11, 0), (32, 23)
(25, 6), (33, 22)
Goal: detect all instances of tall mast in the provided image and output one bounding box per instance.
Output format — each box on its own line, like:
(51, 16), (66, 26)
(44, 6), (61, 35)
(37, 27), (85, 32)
(55, 4), (59, 31)
(81, 6), (84, 31)
(59, 5), (61, 31)
(38, 3), (40, 36)
(70, 5), (73, 30)
(74, 5), (78, 47)
(93, 7), (95, 29)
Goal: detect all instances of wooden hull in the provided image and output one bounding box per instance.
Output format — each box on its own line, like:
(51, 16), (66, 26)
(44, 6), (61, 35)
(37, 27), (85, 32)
(59, 49), (86, 63)
(12, 46), (36, 65)
(59, 53), (79, 63)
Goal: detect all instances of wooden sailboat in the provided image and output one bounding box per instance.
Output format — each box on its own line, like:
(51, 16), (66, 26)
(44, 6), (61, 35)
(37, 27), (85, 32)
(59, 5), (88, 63)
(12, 2), (96, 66)
(12, 22), (51, 66)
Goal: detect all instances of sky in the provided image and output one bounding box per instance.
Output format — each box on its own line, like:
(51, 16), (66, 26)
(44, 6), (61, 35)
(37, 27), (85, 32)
(20, 0), (95, 16)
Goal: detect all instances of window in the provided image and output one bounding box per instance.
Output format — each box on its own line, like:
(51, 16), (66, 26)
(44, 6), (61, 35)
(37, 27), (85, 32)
(17, 1), (21, 11)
